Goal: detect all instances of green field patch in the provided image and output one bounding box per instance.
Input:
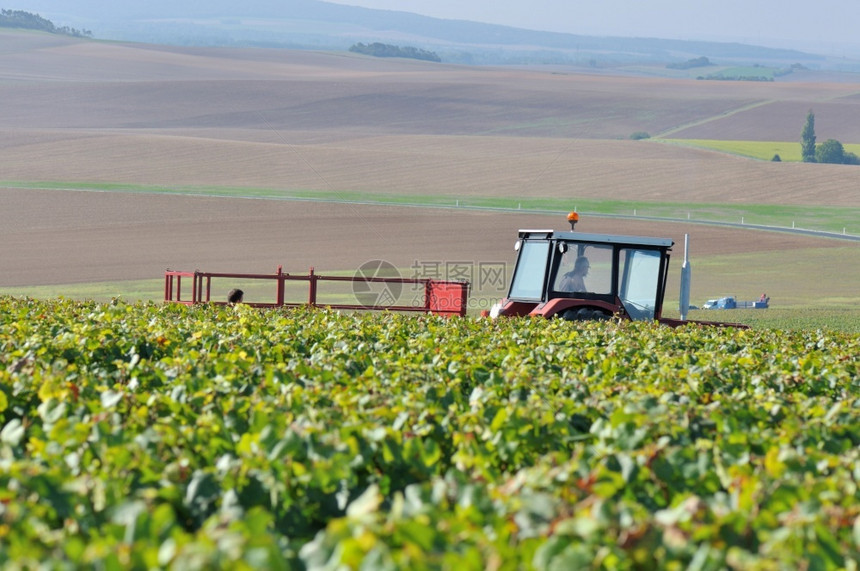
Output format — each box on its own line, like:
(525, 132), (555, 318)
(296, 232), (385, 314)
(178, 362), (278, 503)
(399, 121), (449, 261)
(738, 307), (860, 332)
(665, 307), (860, 334)
(659, 139), (802, 161)
(700, 65), (778, 80)
(0, 279), (166, 302)
(659, 139), (860, 163)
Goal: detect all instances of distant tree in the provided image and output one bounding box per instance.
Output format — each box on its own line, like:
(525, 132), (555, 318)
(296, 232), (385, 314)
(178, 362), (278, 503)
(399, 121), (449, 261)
(801, 109), (816, 162)
(815, 139), (845, 164)
(629, 132), (650, 140)
(349, 42), (440, 63)
(814, 139), (859, 165)
(771, 154), (781, 162)
(667, 56), (713, 70)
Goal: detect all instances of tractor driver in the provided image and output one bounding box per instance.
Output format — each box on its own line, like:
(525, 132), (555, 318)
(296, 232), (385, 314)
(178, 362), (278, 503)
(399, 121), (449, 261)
(560, 256), (590, 292)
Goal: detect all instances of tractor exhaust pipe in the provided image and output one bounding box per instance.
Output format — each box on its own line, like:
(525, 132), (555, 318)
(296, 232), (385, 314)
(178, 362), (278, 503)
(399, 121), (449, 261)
(679, 234), (691, 321)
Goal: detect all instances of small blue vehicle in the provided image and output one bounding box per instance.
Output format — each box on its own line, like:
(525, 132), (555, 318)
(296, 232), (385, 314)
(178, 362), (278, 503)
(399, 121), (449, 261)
(702, 295), (768, 309)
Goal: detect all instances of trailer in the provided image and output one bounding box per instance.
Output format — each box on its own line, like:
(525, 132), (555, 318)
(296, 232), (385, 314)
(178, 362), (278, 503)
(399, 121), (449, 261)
(164, 265), (469, 317)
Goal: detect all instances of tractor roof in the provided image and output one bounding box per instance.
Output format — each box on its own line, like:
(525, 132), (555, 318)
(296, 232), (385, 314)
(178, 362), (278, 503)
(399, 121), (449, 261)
(517, 229), (674, 249)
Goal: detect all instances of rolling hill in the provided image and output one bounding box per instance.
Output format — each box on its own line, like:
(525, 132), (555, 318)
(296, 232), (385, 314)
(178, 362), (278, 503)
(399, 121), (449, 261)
(12, 0), (850, 70)
(2, 29), (860, 205)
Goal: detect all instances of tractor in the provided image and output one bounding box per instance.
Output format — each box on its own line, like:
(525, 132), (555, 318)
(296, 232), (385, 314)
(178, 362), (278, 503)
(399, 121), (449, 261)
(489, 212), (744, 328)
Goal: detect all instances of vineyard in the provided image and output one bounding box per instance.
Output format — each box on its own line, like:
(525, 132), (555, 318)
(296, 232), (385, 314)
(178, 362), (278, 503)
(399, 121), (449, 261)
(1, 296), (859, 569)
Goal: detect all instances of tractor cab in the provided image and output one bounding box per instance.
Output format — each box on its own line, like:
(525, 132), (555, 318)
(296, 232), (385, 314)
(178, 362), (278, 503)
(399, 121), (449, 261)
(490, 212), (674, 322)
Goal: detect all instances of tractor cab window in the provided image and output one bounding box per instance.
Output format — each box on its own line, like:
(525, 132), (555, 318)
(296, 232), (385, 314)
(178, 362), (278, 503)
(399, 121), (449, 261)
(553, 243), (612, 295)
(508, 240), (551, 300)
(618, 248), (662, 320)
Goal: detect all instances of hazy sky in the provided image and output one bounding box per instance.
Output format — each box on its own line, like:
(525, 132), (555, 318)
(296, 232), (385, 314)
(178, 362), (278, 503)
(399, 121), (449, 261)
(326, 0), (860, 54)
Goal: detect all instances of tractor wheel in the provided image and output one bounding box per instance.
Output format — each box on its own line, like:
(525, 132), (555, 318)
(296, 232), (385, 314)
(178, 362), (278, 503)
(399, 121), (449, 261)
(560, 307), (611, 321)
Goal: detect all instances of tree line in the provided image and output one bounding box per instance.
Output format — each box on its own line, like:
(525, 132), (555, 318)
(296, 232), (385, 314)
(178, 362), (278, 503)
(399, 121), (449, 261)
(349, 42), (441, 63)
(0, 9), (92, 38)
(800, 110), (859, 165)
(666, 56), (713, 70)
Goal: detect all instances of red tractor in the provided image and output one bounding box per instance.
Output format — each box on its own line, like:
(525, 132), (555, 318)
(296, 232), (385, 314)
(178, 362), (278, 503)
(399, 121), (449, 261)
(489, 212), (742, 328)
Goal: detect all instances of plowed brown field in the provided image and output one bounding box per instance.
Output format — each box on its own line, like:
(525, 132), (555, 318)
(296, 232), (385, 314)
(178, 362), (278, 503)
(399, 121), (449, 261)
(1, 30), (858, 305)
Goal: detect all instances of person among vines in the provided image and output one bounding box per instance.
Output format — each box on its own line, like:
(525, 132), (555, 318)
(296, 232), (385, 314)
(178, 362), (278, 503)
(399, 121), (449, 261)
(227, 288), (244, 304)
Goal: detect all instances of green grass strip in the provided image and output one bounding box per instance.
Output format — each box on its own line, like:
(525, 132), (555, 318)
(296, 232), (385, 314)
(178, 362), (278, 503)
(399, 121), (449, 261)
(4, 180), (859, 235)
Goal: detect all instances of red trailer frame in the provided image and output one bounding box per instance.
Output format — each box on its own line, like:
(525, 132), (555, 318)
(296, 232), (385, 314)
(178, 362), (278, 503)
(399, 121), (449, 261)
(164, 266), (470, 317)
